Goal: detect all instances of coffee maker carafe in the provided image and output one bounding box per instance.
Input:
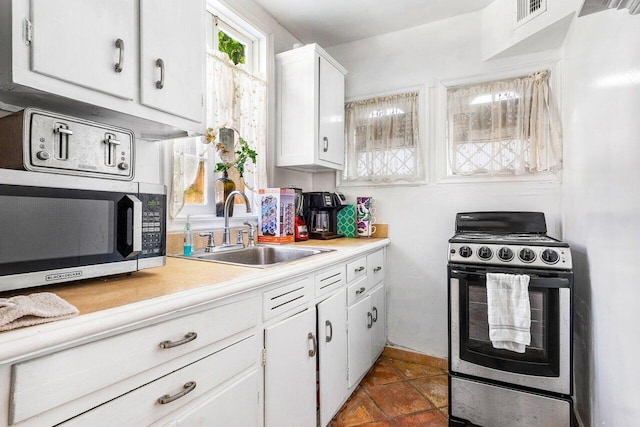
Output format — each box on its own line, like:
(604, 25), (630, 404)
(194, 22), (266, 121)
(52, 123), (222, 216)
(302, 192), (346, 240)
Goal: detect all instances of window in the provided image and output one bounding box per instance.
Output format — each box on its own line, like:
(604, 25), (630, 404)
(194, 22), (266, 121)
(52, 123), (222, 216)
(446, 70), (562, 179)
(342, 91), (423, 184)
(169, 6), (267, 222)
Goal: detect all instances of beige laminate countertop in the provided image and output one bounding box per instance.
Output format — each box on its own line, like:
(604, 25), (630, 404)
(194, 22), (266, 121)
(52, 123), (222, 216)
(0, 238), (389, 363)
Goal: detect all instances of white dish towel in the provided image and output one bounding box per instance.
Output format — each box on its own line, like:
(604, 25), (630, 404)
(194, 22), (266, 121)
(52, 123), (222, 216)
(0, 292), (79, 332)
(486, 273), (531, 353)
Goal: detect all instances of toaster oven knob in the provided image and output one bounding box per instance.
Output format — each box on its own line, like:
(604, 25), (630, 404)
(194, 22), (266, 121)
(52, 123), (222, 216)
(36, 150), (51, 160)
(459, 246), (472, 258)
(498, 247), (514, 261)
(118, 162), (129, 170)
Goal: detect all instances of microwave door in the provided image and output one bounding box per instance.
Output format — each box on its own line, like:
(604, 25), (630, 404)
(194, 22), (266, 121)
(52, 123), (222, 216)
(0, 184), (139, 290)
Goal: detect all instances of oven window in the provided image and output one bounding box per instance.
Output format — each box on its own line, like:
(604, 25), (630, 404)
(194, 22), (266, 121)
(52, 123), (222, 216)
(460, 278), (560, 377)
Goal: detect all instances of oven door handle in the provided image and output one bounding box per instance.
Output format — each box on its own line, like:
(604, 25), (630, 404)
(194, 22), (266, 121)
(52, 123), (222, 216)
(450, 270), (570, 288)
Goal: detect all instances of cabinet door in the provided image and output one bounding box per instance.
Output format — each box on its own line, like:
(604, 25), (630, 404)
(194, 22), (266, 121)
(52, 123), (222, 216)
(370, 285), (386, 360)
(347, 296), (372, 387)
(318, 289), (348, 427)
(30, 0), (136, 99)
(264, 309), (317, 427)
(140, 0), (204, 121)
(318, 56), (345, 167)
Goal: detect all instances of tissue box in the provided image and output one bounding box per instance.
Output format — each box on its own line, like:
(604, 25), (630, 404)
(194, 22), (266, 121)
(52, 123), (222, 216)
(258, 188), (295, 244)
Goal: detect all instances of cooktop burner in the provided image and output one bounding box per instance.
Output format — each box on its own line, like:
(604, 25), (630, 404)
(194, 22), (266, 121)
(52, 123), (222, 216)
(448, 212), (572, 270)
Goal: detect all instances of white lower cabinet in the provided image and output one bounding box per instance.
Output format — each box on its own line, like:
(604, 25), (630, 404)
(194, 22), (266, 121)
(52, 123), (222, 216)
(317, 289), (348, 427)
(347, 283), (386, 388)
(264, 309), (318, 427)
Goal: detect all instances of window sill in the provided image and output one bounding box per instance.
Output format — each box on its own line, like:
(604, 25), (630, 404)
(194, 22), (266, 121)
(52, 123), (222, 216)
(337, 178), (428, 188)
(435, 171), (561, 185)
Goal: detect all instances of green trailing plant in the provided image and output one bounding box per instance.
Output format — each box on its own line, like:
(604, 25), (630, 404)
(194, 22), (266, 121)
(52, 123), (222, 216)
(204, 128), (257, 178)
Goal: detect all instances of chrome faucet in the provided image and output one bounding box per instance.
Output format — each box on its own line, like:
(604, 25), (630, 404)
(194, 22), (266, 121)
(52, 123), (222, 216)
(222, 190), (252, 246)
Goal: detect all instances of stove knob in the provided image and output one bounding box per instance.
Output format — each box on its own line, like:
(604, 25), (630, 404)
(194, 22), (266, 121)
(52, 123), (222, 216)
(478, 246), (493, 260)
(459, 246), (472, 258)
(497, 247), (514, 261)
(518, 248), (536, 263)
(541, 249), (560, 264)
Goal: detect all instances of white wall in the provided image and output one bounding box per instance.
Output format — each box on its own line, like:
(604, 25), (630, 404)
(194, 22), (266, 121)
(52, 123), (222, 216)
(326, 11), (563, 358)
(561, 9), (640, 426)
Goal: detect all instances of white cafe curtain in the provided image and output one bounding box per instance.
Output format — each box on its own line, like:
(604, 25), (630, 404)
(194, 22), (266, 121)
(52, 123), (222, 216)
(447, 70), (562, 176)
(344, 91), (422, 183)
(170, 50), (267, 217)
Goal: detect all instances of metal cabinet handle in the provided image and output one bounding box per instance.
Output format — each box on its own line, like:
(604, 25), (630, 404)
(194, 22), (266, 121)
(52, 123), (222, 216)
(115, 39), (124, 73)
(159, 332), (197, 349)
(155, 58), (165, 89)
(308, 332), (317, 357)
(323, 136), (329, 152)
(373, 266), (382, 272)
(372, 306), (378, 322)
(157, 381), (196, 404)
(367, 312), (373, 329)
(355, 266), (365, 273)
(355, 286), (366, 295)
(325, 320), (333, 343)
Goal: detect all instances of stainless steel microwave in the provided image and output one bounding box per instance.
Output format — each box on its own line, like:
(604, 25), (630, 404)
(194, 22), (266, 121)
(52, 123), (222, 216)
(0, 169), (166, 292)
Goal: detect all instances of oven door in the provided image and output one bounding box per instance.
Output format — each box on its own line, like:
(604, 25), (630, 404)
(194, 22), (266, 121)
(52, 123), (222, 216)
(449, 265), (572, 395)
(0, 177), (142, 291)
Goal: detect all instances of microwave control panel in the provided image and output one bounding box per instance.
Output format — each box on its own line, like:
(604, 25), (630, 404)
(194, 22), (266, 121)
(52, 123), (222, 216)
(140, 193), (166, 257)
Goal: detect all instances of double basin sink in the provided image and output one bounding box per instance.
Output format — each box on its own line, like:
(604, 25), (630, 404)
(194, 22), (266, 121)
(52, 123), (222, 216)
(184, 245), (334, 268)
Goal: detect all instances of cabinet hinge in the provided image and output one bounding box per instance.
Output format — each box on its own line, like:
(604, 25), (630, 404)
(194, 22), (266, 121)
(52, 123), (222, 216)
(261, 348), (267, 366)
(23, 18), (33, 46)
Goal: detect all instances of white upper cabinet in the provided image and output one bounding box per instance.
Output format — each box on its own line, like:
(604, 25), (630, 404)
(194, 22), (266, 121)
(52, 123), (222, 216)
(140, 0), (204, 122)
(0, 0), (205, 138)
(31, 0), (136, 100)
(276, 43), (347, 172)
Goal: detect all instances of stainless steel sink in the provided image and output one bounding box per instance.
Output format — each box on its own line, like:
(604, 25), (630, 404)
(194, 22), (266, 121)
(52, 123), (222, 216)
(186, 245), (334, 267)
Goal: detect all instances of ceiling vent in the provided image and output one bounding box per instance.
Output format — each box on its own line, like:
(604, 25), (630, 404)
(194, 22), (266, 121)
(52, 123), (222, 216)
(515, 0), (547, 27)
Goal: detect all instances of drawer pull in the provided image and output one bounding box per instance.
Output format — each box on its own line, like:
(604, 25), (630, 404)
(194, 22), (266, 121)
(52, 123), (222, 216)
(308, 332), (317, 357)
(355, 266), (365, 273)
(373, 266), (382, 272)
(367, 312), (373, 329)
(325, 320), (333, 343)
(355, 287), (366, 295)
(372, 306), (378, 322)
(159, 332), (197, 349)
(157, 381), (196, 404)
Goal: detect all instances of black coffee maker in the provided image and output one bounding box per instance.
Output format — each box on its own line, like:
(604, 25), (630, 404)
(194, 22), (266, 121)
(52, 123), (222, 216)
(302, 192), (346, 240)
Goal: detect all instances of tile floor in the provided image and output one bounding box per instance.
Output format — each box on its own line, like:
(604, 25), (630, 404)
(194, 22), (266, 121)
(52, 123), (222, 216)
(330, 353), (449, 427)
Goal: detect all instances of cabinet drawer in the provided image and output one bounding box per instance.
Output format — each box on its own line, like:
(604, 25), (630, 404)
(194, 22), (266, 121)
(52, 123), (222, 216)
(263, 277), (312, 320)
(10, 296), (259, 426)
(347, 275), (369, 307)
(367, 250), (385, 286)
(346, 256), (367, 283)
(60, 335), (259, 427)
(315, 265), (345, 297)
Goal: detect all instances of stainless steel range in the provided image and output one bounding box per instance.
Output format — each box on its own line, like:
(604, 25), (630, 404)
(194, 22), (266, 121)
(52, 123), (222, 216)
(448, 212), (574, 427)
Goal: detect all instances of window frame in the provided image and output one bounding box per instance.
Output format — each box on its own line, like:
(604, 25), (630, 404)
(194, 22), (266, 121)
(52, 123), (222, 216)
(337, 85), (429, 189)
(433, 61), (562, 185)
(165, 1), (268, 232)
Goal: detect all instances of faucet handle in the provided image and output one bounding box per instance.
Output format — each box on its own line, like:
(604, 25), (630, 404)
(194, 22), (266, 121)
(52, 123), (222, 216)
(243, 221), (256, 247)
(236, 229), (246, 245)
(198, 232), (215, 252)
